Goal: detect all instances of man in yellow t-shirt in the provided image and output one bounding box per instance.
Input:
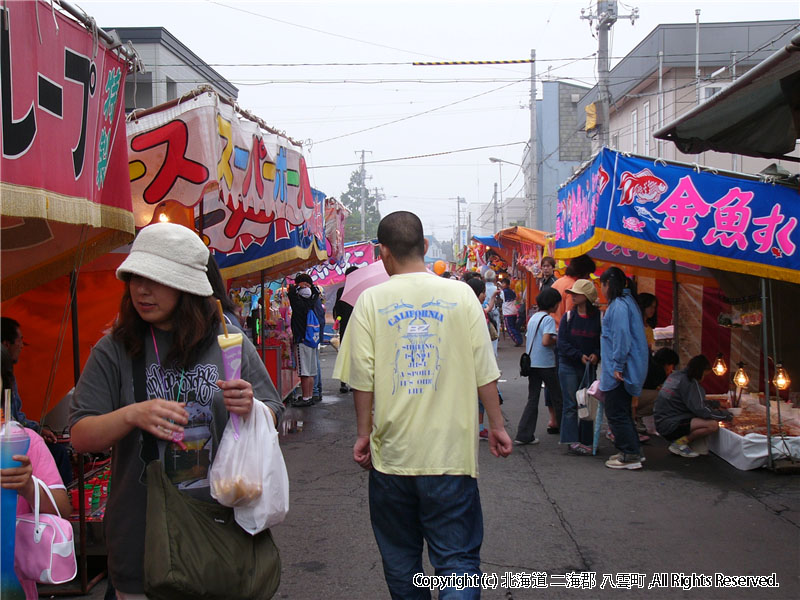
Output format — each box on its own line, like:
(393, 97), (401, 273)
(333, 211), (512, 599)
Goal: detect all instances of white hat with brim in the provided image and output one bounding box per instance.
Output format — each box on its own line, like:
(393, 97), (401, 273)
(116, 222), (213, 297)
(566, 278), (598, 304)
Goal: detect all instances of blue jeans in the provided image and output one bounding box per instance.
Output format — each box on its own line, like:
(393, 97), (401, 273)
(604, 383), (641, 455)
(559, 363), (594, 446)
(503, 315), (522, 345)
(369, 470), (483, 600)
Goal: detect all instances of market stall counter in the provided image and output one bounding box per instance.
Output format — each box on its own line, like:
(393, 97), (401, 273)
(708, 394), (800, 470)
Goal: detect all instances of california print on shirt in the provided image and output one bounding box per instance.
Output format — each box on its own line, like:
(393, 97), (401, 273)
(380, 298), (457, 396)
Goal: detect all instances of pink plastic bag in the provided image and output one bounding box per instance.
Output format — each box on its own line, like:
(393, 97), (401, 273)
(15, 476), (77, 584)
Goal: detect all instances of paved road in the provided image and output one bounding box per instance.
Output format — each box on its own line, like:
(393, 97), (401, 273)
(59, 337), (799, 599)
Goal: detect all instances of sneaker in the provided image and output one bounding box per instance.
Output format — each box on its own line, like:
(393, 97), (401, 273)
(568, 443), (592, 456)
(605, 454), (643, 470)
(609, 452), (646, 463)
(311, 395), (322, 404)
(669, 442), (699, 458)
(689, 437), (709, 455)
(292, 397), (314, 407)
(513, 438), (540, 446)
(339, 384), (350, 393)
(479, 429), (489, 441)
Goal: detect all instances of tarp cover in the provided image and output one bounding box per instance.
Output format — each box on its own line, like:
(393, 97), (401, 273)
(555, 149), (800, 284)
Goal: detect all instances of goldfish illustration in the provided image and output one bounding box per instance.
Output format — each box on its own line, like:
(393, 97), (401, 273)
(597, 165), (610, 195)
(634, 205), (662, 224)
(771, 247), (783, 258)
(618, 168), (668, 205)
(622, 217), (647, 233)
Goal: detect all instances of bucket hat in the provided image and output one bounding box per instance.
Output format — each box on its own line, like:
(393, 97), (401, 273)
(116, 223), (212, 297)
(566, 278), (598, 304)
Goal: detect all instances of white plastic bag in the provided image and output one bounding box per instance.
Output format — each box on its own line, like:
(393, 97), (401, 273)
(209, 404), (264, 507)
(233, 401), (290, 535)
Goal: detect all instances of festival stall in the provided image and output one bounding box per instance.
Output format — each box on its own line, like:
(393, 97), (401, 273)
(0, 0), (136, 592)
(556, 147), (800, 469)
(127, 88), (328, 400)
(494, 227), (549, 319)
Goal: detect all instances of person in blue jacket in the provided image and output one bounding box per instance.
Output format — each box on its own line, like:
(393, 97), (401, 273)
(598, 267), (649, 470)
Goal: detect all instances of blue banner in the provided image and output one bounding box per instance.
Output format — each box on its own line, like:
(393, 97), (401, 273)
(556, 149), (800, 284)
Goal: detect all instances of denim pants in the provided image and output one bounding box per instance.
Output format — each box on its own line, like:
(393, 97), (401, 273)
(369, 470), (483, 600)
(604, 383), (641, 455)
(503, 315), (522, 345)
(516, 367), (562, 443)
(559, 363), (595, 446)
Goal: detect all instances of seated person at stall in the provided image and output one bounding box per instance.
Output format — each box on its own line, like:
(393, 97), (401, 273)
(634, 348), (680, 435)
(1, 317), (73, 486)
(654, 354), (732, 458)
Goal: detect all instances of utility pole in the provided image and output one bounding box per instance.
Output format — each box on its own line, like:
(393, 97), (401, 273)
(355, 150), (371, 239)
(528, 49), (537, 230)
(581, 1), (638, 149)
(493, 183), (498, 233)
(695, 9), (701, 106)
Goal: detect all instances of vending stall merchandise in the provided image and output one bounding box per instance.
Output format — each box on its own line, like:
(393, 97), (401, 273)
(0, 0), (137, 592)
(127, 89), (328, 399)
(556, 147), (800, 469)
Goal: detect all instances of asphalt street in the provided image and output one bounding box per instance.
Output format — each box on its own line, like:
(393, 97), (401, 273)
(58, 336), (799, 600)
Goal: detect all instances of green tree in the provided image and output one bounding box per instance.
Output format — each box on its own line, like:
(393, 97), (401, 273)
(340, 168), (381, 242)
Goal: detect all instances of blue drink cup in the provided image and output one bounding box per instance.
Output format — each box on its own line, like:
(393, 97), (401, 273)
(1, 420), (31, 599)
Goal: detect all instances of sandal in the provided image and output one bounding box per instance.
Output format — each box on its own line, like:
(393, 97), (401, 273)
(546, 426), (560, 434)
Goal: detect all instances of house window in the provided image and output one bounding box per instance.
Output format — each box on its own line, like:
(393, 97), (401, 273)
(611, 133), (619, 150)
(643, 102), (650, 156)
(631, 109), (638, 154)
(704, 86), (722, 101)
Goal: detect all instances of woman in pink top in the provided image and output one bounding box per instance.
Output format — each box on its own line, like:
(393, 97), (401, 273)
(1, 428), (72, 599)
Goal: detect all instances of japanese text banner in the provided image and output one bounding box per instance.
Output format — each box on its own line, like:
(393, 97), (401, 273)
(556, 149), (800, 284)
(1, 0), (133, 300)
(127, 92), (326, 277)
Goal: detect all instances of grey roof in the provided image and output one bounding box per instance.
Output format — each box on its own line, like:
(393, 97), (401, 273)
(654, 31), (800, 160)
(577, 20), (800, 119)
(107, 27), (238, 98)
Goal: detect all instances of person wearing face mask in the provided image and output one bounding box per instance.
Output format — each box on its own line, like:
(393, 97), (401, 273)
(288, 273), (323, 407)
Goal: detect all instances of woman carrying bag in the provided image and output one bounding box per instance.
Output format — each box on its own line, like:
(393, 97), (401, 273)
(556, 280), (601, 456)
(598, 267), (649, 471)
(69, 223), (284, 600)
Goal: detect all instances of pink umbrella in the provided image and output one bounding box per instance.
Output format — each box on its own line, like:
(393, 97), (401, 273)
(340, 260), (390, 305)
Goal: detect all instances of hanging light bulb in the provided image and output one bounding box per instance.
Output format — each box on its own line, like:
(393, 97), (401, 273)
(773, 362), (791, 391)
(712, 353), (728, 377)
(733, 362), (749, 388)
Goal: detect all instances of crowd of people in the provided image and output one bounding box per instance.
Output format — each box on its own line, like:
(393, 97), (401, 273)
(2, 215), (737, 599)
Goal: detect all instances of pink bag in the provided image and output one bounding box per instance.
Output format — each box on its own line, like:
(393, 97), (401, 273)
(15, 476), (77, 584)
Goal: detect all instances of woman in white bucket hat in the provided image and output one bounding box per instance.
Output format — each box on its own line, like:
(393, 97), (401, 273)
(68, 222), (283, 598)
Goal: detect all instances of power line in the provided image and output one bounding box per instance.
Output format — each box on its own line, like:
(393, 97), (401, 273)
(307, 141), (527, 169)
(313, 79), (526, 144)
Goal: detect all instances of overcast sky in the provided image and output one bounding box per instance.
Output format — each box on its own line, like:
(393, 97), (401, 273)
(82, 0), (799, 239)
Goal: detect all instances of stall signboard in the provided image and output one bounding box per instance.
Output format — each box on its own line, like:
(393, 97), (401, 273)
(306, 242), (376, 287)
(1, 0), (134, 300)
(555, 148), (800, 284)
(324, 196), (349, 260)
(127, 92), (326, 279)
